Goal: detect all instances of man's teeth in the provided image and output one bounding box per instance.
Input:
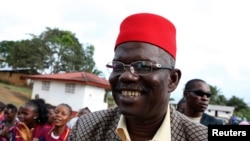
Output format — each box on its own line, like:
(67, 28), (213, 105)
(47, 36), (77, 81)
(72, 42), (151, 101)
(122, 91), (141, 97)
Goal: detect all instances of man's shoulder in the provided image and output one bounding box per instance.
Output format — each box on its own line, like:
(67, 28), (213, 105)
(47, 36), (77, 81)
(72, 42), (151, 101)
(69, 107), (121, 140)
(79, 107), (120, 123)
(170, 106), (208, 140)
(86, 107), (120, 118)
(176, 111), (207, 131)
(202, 113), (224, 124)
(180, 114), (208, 140)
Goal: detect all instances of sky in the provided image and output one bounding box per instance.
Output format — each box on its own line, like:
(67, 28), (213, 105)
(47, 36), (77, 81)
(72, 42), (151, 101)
(0, 0), (250, 104)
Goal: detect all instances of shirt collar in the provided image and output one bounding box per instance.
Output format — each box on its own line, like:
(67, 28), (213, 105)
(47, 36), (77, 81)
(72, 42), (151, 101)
(116, 105), (171, 141)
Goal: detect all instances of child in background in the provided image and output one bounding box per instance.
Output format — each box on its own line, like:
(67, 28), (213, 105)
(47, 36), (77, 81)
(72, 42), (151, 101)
(0, 104), (18, 141)
(41, 103), (72, 141)
(0, 102), (6, 122)
(11, 98), (50, 141)
(46, 103), (56, 128)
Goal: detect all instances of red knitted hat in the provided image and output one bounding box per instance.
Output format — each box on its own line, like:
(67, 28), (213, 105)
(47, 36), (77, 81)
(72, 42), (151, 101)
(115, 13), (176, 59)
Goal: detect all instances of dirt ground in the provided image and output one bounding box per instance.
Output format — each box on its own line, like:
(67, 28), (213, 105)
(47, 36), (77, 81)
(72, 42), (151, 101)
(0, 86), (30, 108)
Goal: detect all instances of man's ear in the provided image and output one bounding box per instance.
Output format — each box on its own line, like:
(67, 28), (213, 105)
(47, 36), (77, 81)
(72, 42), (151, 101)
(168, 69), (181, 92)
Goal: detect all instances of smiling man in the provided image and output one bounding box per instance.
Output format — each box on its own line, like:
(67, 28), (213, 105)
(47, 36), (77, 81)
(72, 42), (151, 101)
(69, 13), (208, 141)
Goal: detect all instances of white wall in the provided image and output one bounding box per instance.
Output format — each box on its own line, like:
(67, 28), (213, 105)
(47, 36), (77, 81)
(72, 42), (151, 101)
(83, 85), (108, 112)
(32, 80), (107, 112)
(205, 110), (233, 120)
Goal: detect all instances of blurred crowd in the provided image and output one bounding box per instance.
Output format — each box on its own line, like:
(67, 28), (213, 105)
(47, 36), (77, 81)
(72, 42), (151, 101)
(0, 99), (90, 141)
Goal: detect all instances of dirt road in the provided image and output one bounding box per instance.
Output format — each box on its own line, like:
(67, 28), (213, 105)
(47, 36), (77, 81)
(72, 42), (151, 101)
(0, 86), (30, 107)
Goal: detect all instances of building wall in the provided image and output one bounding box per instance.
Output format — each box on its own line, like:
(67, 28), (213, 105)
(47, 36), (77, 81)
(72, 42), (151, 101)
(0, 72), (27, 85)
(205, 105), (235, 123)
(82, 85), (108, 112)
(205, 110), (233, 120)
(31, 80), (107, 112)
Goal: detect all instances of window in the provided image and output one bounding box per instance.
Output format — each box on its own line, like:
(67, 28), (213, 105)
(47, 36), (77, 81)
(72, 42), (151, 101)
(65, 83), (75, 94)
(42, 81), (50, 91)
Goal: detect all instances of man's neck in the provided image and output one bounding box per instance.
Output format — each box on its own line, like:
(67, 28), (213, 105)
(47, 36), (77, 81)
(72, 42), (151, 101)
(126, 113), (166, 141)
(184, 109), (203, 118)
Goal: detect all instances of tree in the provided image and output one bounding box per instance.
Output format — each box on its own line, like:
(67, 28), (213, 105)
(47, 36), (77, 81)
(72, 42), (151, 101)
(237, 108), (250, 122)
(226, 96), (248, 112)
(209, 85), (227, 105)
(226, 96), (250, 121)
(0, 27), (104, 76)
(38, 27), (104, 75)
(169, 97), (175, 102)
(0, 39), (50, 73)
(208, 85), (250, 121)
(0, 41), (15, 68)
(104, 90), (116, 108)
(38, 27), (85, 73)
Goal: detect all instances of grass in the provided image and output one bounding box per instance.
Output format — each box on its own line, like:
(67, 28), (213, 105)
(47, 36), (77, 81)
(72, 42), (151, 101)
(0, 83), (31, 95)
(0, 82), (32, 107)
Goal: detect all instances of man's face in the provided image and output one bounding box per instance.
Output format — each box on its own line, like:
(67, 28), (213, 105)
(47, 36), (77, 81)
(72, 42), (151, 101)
(78, 108), (90, 117)
(186, 81), (211, 112)
(177, 102), (186, 114)
(109, 42), (173, 120)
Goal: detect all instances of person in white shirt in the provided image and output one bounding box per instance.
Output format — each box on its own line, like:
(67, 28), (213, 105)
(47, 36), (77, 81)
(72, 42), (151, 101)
(67, 107), (90, 129)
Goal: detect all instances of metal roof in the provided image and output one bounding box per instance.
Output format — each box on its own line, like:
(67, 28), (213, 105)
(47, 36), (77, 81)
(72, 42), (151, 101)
(24, 72), (111, 89)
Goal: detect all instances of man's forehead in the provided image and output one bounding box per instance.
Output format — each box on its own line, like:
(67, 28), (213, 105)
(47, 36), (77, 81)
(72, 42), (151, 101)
(114, 43), (167, 60)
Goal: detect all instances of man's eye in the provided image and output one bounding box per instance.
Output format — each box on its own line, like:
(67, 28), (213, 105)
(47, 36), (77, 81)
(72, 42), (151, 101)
(137, 64), (151, 71)
(114, 64), (124, 70)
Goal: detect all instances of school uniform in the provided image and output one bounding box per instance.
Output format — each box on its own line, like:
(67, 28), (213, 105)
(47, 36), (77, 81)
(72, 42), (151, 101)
(41, 126), (70, 141)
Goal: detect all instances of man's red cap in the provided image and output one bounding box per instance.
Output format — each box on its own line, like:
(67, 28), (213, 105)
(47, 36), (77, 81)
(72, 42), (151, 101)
(115, 13), (176, 59)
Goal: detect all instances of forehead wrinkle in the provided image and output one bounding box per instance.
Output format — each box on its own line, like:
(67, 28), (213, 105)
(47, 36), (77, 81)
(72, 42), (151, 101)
(114, 43), (169, 63)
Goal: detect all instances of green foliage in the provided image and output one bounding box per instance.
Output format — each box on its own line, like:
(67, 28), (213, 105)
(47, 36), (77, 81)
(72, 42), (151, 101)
(0, 41), (15, 68)
(209, 85), (250, 121)
(226, 96), (248, 112)
(0, 82), (31, 108)
(0, 27), (103, 76)
(39, 27), (85, 73)
(104, 90), (116, 108)
(0, 81), (31, 96)
(169, 97), (175, 101)
(8, 40), (48, 72)
(237, 108), (250, 122)
(209, 85), (227, 105)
